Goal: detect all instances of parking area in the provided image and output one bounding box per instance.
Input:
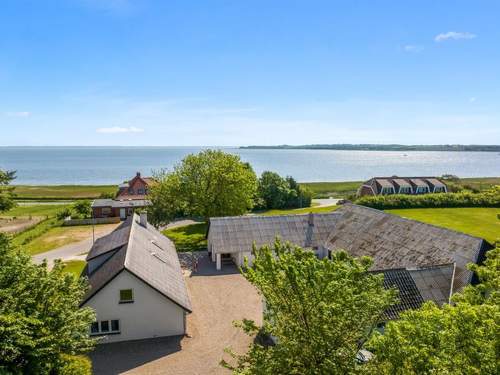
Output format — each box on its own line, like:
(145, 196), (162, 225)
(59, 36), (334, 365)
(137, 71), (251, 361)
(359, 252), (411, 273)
(90, 253), (262, 375)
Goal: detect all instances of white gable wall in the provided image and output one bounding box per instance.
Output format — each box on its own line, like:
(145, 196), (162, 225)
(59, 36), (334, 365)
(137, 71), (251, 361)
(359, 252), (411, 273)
(83, 270), (186, 343)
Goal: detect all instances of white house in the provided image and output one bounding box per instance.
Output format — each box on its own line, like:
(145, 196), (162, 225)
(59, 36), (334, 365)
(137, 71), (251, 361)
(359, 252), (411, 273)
(81, 213), (192, 343)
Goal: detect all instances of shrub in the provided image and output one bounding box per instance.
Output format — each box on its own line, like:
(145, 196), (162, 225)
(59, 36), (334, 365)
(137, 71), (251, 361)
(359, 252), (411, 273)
(72, 200), (92, 219)
(58, 354), (92, 375)
(355, 186), (500, 210)
(56, 207), (73, 220)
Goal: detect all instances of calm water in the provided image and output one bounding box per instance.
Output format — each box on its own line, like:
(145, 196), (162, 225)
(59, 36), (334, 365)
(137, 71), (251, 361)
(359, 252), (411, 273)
(1, 147), (499, 185)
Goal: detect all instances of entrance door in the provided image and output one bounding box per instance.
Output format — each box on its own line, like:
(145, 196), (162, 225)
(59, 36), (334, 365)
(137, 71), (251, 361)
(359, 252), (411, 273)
(119, 208), (126, 219)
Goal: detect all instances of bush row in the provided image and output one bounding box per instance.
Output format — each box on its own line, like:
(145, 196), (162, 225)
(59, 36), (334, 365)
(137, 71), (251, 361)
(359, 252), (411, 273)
(355, 187), (500, 210)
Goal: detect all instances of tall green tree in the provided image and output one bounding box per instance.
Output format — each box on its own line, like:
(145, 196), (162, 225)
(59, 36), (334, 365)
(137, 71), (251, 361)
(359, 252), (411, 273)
(0, 234), (95, 374)
(223, 240), (396, 374)
(0, 169), (16, 213)
(366, 246), (500, 375)
(149, 150), (258, 224)
(257, 172), (312, 210)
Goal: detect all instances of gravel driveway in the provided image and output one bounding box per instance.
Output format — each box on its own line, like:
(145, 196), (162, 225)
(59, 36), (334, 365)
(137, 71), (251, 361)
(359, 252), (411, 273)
(90, 253), (262, 375)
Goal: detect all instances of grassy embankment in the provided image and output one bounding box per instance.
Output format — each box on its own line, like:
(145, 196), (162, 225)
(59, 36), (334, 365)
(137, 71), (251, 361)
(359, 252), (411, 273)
(301, 177), (500, 199)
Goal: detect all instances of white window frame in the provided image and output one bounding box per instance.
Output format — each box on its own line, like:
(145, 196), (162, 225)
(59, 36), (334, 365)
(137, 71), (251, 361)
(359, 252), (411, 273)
(90, 319), (121, 336)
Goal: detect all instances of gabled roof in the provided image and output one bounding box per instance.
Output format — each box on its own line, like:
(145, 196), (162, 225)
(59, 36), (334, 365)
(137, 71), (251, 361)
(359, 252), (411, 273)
(375, 179), (395, 189)
(209, 212), (339, 254)
(392, 178), (412, 188)
(426, 178), (446, 188)
(326, 204), (484, 293)
(209, 204), (487, 296)
(409, 178), (429, 187)
(82, 214), (191, 312)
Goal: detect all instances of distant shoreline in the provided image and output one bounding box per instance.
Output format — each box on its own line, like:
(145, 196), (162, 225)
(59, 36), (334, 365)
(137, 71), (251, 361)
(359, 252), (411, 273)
(240, 144), (500, 152)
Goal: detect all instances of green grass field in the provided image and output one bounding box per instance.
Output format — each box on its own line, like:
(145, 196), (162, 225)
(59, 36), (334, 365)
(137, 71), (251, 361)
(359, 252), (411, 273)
(2, 204), (70, 218)
(12, 185), (116, 200)
(163, 223), (208, 252)
(300, 181), (362, 198)
(62, 260), (86, 277)
(387, 207), (500, 243)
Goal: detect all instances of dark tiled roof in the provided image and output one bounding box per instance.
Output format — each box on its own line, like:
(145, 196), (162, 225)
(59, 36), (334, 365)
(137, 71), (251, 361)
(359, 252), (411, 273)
(86, 220), (132, 260)
(82, 214), (191, 312)
(378, 268), (425, 320)
(327, 204), (484, 294)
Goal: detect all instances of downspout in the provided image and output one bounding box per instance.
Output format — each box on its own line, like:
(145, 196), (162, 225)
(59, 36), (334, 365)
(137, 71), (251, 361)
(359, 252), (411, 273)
(448, 263), (456, 304)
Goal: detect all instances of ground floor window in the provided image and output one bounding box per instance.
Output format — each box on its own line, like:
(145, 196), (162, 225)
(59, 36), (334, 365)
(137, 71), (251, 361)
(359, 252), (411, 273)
(90, 319), (120, 336)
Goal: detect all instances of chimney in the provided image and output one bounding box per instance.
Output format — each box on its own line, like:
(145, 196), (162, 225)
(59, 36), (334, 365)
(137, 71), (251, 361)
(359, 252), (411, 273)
(136, 171), (141, 177)
(308, 212), (314, 226)
(140, 211), (148, 227)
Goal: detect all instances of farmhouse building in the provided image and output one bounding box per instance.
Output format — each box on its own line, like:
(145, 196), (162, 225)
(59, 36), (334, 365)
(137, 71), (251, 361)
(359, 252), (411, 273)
(357, 176), (447, 197)
(81, 213), (191, 343)
(92, 172), (153, 219)
(116, 172), (154, 200)
(207, 204), (491, 318)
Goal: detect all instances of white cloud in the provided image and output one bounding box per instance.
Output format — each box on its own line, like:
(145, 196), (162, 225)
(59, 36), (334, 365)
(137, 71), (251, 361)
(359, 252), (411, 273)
(403, 45), (424, 53)
(469, 97), (476, 103)
(96, 126), (144, 134)
(5, 111), (31, 117)
(434, 31), (476, 42)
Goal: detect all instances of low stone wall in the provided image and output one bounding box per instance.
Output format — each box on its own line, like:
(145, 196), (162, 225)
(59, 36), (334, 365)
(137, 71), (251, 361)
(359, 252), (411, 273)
(63, 217), (121, 226)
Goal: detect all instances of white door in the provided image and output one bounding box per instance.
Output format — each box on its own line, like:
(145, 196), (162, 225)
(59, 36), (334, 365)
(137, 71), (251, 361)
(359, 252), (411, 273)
(120, 208), (126, 219)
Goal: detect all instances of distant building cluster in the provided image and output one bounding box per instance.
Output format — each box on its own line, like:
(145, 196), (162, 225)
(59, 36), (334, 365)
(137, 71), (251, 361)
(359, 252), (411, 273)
(357, 176), (448, 197)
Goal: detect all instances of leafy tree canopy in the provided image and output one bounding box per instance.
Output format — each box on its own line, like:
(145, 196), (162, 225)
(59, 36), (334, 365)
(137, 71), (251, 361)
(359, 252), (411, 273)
(0, 234), (95, 374)
(257, 171), (312, 210)
(0, 169), (16, 213)
(149, 150), (258, 225)
(223, 240), (396, 374)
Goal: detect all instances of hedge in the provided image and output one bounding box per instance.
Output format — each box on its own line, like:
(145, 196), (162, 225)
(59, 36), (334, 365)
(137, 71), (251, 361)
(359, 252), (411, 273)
(355, 187), (500, 210)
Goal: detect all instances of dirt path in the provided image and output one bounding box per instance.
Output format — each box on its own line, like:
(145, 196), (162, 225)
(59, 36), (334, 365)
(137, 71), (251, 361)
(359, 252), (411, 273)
(32, 223), (120, 268)
(91, 254), (262, 375)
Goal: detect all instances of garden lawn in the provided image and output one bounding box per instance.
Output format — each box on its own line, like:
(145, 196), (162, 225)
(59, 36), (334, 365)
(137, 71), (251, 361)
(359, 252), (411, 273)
(62, 260), (86, 277)
(163, 223), (208, 252)
(21, 223), (119, 255)
(387, 207), (500, 243)
(12, 185), (116, 200)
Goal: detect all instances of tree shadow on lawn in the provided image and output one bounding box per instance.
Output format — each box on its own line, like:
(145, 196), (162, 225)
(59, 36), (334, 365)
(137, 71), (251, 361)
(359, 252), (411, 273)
(90, 335), (183, 375)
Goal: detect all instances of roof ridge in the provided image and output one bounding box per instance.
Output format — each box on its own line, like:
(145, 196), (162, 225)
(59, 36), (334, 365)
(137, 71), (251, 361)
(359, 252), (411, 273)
(123, 213), (138, 269)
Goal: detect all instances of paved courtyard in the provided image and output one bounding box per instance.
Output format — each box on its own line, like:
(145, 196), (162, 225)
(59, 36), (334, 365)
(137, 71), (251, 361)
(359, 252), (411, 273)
(90, 253), (262, 375)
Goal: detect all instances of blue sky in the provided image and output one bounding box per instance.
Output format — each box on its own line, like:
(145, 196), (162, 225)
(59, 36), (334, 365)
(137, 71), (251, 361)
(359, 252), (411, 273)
(1, 0), (499, 146)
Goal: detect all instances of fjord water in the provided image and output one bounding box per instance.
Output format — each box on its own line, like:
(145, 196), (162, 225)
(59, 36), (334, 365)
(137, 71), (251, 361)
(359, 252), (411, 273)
(1, 147), (499, 185)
